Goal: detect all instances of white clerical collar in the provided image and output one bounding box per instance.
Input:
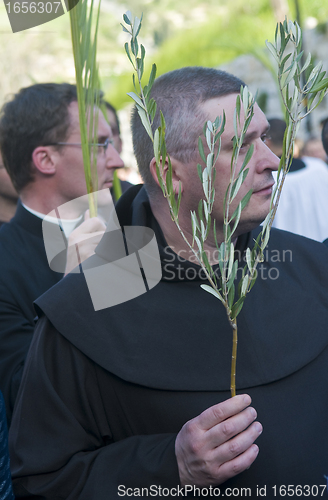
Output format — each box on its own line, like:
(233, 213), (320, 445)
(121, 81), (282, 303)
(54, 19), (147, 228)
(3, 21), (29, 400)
(22, 203), (83, 238)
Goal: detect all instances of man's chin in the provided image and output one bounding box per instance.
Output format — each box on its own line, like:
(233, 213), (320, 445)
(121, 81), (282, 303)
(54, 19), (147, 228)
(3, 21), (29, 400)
(235, 213), (271, 238)
(97, 188), (114, 207)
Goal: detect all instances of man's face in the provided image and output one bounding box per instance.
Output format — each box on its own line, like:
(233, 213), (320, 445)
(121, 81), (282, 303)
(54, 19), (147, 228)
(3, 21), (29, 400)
(54, 101), (124, 204)
(181, 94), (279, 238)
(106, 107), (122, 154)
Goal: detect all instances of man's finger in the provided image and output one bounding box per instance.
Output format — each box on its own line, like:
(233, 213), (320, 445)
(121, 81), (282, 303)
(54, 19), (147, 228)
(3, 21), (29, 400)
(215, 443), (260, 483)
(211, 420), (262, 462)
(196, 394), (252, 431)
(205, 406), (258, 449)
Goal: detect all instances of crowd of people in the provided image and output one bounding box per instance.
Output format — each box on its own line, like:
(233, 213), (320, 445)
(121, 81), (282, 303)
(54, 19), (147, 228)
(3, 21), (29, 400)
(0, 67), (328, 499)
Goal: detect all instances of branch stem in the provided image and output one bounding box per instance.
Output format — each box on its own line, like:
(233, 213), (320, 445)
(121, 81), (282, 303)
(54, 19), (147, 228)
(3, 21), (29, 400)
(230, 319), (238, 397)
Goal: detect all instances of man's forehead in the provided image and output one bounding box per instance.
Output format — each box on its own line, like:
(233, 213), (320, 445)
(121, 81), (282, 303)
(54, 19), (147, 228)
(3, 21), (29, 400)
(67, 101), (112, 137)
(201, 94), (269, 138)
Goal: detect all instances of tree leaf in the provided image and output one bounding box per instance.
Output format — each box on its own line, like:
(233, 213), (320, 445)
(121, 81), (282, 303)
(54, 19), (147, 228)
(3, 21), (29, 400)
(240, 189), (252, 210)
(310, 77), (328, 93)
(123, 11), (132, 25)
(200, 284), (224, 302)
(198, 137), (206, 163)
(228, 282), (235, 310)
(127, 92), (145, 109)
(136, 106), (153, 139)
(231, 296), (245, 320)
(246, 247), (252, 271)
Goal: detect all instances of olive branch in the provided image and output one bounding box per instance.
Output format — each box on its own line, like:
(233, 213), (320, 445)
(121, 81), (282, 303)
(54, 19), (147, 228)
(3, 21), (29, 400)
(266, 18), (328, 218)
(122, 12), (328, 397)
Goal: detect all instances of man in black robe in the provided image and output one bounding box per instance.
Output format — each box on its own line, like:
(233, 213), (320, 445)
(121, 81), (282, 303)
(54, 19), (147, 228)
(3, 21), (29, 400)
(9, 68), (328, 499)
(0, 83), (124, 422)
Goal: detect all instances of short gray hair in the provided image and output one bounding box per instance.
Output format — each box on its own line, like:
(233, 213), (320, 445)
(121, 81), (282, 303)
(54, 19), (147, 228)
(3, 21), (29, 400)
(131, 66), (245, 196)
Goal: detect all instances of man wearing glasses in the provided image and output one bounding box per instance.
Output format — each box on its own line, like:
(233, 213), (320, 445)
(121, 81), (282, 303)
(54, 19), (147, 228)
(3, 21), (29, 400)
(0, 82), (124, 423)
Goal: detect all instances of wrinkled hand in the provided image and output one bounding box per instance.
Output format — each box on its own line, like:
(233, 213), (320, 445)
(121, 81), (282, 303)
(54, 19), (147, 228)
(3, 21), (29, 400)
(64, 210), (106, 275)
(175, 394), (262, 487)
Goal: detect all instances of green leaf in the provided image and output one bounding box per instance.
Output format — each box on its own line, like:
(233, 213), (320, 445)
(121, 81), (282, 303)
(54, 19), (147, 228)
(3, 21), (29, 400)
(233, 107), (238, 138)
(227, 242), (234, 279)
(235, 94), (241, 119)
(230, 203), (241, 236)
(127, 92), (145, 109)
(242, 85), (250, 116)
(194, 235), (203, 254)
(203, 199), (209, 221)
(310, 78), (328, 93)
(240, 189), (252, 210)
(177, 182), (182, 215)
(262, 226), (271, 249)
(246, 247), (252, 271)
(230, 201), (241, 224)
(227, 260), (238, 292)
(136, 106), (153, 139)
(280, 53), (292, 73)
(241, 143), (254, 172)
(200, 219), (206, 240)
(213, 219), (219, 250)
(121, 24), (130, 33)
(265, 40), (279, 63)
(300, 52), (311, 73)
(154, 128), (160, 165)
(231, 296), (245, 320)
(148, 63), (157, 87)
(283, 61), (297, 87)
(200, 284), (224, 302)
(123, 11), (132, 25)
(230, 168), (249, 202)
(248, 271), (257, 292)
(148, 99), (157, 122)
(140, 43), (145, 63)
(228, 282), (235, 310)
(191, 211), (199, 238)
(133, 17), (142, 38)
(201, 250), (212, 277)
(197, 164), (203, 182)
(198, 199), (203, 221)
(241, 274), (249, 296)
(198, 137), (206, 164)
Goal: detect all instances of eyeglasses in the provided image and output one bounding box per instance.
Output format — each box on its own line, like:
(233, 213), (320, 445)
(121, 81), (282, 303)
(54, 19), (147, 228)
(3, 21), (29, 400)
(47, 137), (114, 154)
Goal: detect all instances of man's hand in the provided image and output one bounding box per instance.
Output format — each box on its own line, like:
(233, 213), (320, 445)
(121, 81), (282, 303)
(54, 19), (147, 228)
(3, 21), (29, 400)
(175, 394), (262, 487)
(64, 210), (106, 275)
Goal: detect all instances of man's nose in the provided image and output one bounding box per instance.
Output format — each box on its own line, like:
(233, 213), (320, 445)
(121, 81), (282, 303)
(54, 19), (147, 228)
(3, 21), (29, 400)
(262, 142), (280, 172)
(106, 144), (124, 169)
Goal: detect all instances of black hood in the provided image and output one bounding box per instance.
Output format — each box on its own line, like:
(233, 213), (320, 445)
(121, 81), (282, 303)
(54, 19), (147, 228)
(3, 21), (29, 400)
(35, 184), (328, 391)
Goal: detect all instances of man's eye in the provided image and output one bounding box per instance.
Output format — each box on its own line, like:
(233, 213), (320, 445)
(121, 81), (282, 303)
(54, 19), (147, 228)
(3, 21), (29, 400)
(261, 134), (270, 143)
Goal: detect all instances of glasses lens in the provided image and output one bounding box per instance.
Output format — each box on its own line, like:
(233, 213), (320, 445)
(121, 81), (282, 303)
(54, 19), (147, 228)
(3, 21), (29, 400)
(103, 138), (110, 153)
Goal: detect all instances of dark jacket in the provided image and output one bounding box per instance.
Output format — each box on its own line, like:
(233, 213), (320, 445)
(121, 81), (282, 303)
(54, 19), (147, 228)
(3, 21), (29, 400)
(9, 185), (328, 499)
(0, 202), (62, 422)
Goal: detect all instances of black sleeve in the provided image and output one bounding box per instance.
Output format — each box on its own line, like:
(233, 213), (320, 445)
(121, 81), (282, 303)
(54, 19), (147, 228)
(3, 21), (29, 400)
(9, 317), (180, 499)
(0, 280), (35, 424)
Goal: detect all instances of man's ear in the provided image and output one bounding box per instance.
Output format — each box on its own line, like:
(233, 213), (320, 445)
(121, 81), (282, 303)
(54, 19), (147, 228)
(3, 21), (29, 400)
(149, 156), (183, 195)
(32, 146), (57, 175)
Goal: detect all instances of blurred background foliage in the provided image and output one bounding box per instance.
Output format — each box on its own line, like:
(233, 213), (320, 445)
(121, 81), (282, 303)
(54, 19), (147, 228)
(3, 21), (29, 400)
(0, 0), (328, 109)
(1, 0), (328, 166)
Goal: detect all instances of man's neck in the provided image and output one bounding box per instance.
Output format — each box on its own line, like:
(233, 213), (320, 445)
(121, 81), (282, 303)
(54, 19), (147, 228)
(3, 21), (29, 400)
(150, 198), (227, 265)
(0, 195), (18, 222)
(20, 190), (85, 219)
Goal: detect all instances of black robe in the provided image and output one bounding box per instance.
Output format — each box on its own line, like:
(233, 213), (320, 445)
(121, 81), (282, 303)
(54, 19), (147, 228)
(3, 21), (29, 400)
(9, 185), (328, 499)
(0, 202), (62, 422)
